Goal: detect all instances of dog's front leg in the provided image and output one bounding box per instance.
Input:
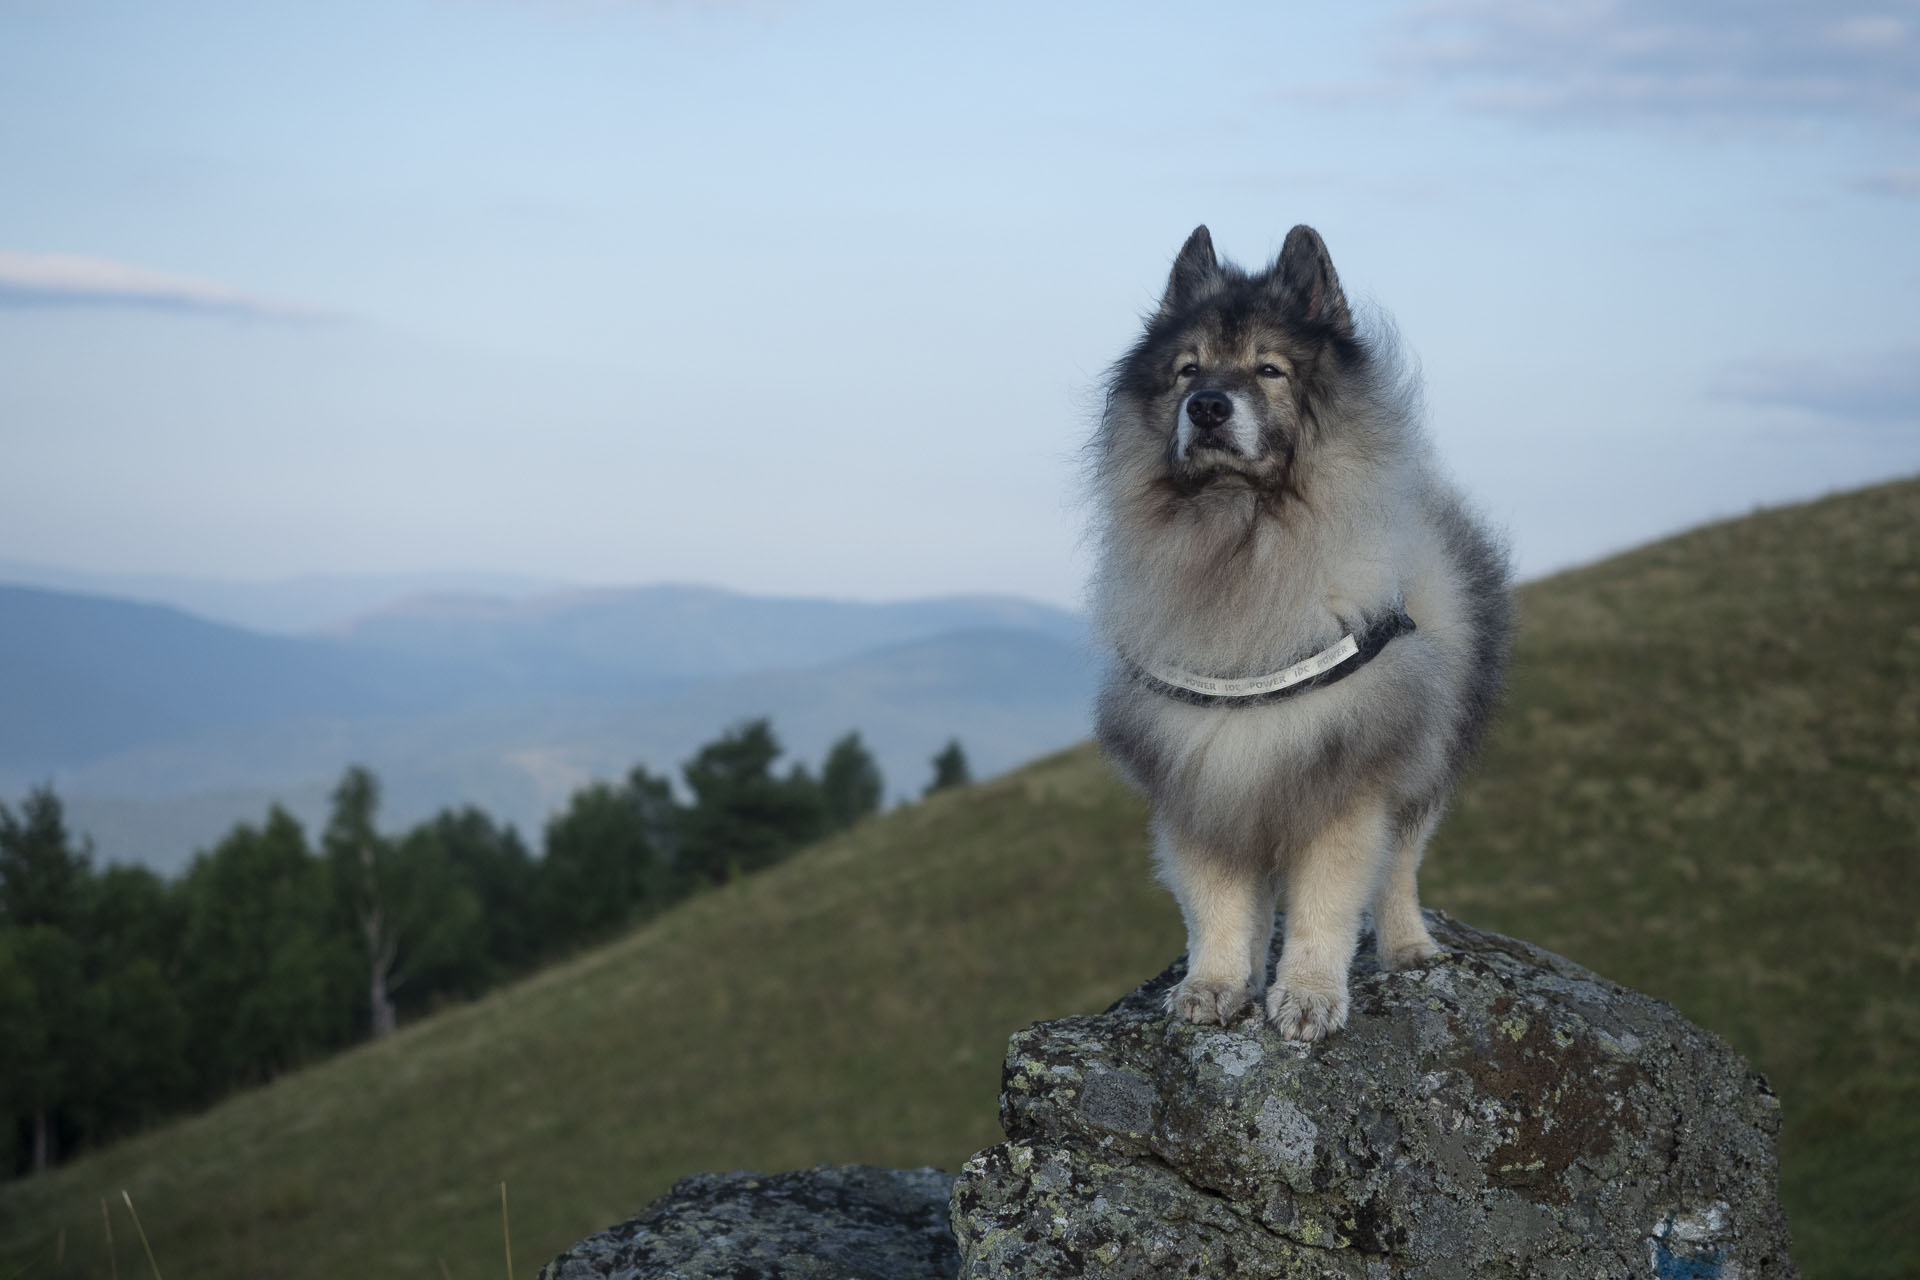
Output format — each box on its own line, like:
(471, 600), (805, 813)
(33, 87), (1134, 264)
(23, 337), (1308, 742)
(1157, 825), (1278, 1025)
(1373, 802), (1443, 971)
(1268, 797), (1390, 1041)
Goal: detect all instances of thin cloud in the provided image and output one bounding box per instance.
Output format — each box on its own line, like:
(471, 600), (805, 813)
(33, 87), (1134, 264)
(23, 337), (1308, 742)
(1715, 347), (1920, 425)
(0, 251), (337, 321)
(1849, 164), (1920, 196)
(1269, 79), (1415, 110)
(1395, 0), (1920, 133)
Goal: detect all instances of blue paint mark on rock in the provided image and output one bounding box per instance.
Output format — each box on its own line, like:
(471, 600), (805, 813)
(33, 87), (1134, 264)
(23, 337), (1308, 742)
(1654, 1239), (1727, 1279)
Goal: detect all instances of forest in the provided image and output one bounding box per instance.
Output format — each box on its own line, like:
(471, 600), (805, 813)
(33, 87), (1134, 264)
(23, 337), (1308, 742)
(0, 719), (972, 1178)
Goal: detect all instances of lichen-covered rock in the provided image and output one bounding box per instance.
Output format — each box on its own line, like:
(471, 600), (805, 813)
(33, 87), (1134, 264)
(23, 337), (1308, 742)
(541, 1163), (958, 1279)
(951, 911), (1799, 1278)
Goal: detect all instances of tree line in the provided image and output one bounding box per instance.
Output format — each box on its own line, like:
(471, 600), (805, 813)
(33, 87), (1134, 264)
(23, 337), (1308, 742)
(0, 720), (972, 1179)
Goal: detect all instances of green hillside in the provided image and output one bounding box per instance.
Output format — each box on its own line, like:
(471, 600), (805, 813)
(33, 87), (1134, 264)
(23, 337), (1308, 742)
(1426, 474), (1919, 1279)
(1, 477), (1914, 1280)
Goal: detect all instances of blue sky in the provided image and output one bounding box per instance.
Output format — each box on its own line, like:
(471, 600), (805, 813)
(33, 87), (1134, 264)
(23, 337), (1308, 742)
(2, 0), (1916, 606)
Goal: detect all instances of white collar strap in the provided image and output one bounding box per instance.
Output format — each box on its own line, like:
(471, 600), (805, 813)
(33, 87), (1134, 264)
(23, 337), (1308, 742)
(1125, 607), (1416, 708)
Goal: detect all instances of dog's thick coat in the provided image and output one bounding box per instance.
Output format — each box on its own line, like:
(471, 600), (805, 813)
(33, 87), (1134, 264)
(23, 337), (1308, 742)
(1090, 225), (1512, 1040)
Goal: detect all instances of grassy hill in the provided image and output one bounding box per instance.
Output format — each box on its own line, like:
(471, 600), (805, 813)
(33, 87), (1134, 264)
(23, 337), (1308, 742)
(1427, 474), (1919, 1279)
(1, 477), (1914, 1280)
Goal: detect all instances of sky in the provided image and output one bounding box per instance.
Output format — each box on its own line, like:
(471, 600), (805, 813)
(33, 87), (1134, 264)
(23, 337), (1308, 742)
(2, 0), (1916, 608)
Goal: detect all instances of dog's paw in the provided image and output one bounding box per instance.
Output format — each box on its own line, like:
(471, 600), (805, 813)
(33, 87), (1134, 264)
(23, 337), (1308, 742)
(1166, 976), (1254, 1025)
(1379, 933), (1442, 972)
(1265, 983), (1349, 1042)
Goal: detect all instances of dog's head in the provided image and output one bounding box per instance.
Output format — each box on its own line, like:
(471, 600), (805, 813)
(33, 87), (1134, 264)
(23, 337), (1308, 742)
(1101, 224), (1367, 503)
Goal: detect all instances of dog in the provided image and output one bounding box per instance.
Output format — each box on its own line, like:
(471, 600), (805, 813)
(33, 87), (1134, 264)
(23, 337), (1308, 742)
(1089, 224), (1512, 1042)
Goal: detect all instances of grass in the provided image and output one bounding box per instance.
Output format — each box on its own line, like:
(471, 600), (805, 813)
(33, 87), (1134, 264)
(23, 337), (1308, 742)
(0, 746), (1182, 1278)
(1421, 475), (1920, 1279)
(0, 476), (1914, 1279)
(118, 1193), (161, 1280)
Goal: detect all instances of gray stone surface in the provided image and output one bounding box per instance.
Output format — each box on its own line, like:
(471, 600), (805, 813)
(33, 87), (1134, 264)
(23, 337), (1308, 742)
(540, 1164), (958, 1280)
(951, 910), (1800, 1279)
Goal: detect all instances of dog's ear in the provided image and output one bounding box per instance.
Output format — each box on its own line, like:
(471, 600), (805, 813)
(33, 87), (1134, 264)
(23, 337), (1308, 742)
(1158, 225), (1220, 317)
(1272, 225), (1353, 338)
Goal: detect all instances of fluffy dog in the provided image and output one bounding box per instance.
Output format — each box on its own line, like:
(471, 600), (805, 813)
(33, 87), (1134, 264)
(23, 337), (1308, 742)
(1090, 224), (1512, 1041)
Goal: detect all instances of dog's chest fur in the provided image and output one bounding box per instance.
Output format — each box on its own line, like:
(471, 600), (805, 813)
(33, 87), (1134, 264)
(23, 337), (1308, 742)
(1093, 484), (1457, 863)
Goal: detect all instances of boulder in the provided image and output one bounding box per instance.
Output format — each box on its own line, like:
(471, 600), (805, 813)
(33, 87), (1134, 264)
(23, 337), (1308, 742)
(539, 1164), (958, 1280)
(951, 910), (1799, 1279)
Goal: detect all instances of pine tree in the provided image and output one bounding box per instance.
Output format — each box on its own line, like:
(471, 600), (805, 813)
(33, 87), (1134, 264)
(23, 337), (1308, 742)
(537, 766), (677, 944)
(180, 807), (356, 1091)
(820, 731), (884, 830)
(0, 786), (93, 932)
(0, 926), (94, 1172)
(925, 738), (972, 796)
(0, 931), (50, 1173)
(678, 720), (827, 885)
(418, 806), (540, 982)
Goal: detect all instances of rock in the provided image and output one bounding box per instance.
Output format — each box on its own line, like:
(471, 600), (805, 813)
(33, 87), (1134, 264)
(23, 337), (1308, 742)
(540, 1163), (958, 1280)
(951, 910), (1799, 1279)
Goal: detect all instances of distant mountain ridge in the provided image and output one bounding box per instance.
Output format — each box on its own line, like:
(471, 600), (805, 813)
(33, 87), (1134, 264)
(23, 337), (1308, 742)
(0, 560), (567, 634)
(0, 576), (1092, 872)
(324, 582), (1085, 688)
(331, 584), (1080, 633)
(0, 585), (469, 770)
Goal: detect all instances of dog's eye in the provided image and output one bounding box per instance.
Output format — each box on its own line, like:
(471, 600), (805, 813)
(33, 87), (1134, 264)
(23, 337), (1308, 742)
(1176, 363), (1200, 379)
(1258, 364), (1287, 379)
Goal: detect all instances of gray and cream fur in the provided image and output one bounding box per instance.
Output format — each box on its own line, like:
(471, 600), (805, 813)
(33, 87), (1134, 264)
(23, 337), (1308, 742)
(1090, 224), (1512, 1041)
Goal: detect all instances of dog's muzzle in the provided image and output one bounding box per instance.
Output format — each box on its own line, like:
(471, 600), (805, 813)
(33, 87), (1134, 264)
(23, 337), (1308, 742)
(1176, 389), (1261, 462)
(1186, 389), (1236, 454)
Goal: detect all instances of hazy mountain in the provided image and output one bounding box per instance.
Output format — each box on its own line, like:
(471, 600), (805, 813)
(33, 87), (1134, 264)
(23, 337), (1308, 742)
(48, 627), (1095, 874)
(1, 580), (1092, 872)
(0, 585), (478, 771)
(324, 583), (1085, 687)
(542, 625), (1096, 805)
(0, 561), (567, 634)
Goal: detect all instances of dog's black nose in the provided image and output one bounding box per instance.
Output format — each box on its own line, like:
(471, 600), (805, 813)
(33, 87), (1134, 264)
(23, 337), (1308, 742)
(1187, 390), (1232, 430)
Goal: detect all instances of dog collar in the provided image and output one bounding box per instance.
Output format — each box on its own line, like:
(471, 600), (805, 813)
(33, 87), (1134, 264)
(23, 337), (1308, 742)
(1125, 607), (1416, 708)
